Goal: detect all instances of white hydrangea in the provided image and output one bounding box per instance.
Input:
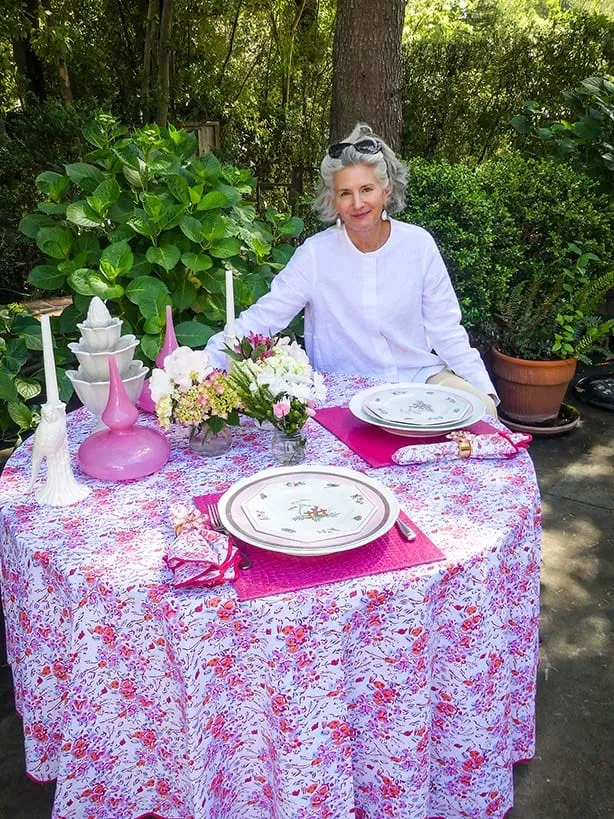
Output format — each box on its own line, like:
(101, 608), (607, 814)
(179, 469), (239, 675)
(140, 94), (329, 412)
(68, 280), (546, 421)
(149, 367), (173, 404)
(163, 346), (213, 391)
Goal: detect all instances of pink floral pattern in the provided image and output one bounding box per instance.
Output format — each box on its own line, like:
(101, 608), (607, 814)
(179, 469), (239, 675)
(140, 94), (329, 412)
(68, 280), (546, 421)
(0, 374), (541, 819)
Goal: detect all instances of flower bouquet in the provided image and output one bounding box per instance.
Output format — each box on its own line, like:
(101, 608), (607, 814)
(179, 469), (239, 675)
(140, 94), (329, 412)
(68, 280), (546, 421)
(150, 346), (241, 456)
(226, 332), (327, 464)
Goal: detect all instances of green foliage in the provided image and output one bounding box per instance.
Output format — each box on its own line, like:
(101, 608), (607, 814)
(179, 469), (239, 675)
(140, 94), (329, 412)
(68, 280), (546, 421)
(399, 158), (518, 328)
(402, 8), (614, 163)
(478, 153), (614, 288)
(0, 304), (72, 444)
(492, 246), (614, 361)
(19, 113), (303, 364)
(397, 153), (614, 354)
(0, 101), (89, 300)
(511, 75), (614, 188)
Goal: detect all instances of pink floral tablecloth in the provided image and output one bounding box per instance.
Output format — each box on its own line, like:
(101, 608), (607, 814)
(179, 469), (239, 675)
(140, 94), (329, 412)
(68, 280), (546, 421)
(0, 374), (541, 819)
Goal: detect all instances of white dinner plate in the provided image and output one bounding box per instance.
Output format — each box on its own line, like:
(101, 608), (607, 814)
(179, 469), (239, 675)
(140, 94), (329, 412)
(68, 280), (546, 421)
(349, 383), (485, 437)
(219, 465), (399, 556)
(363, 385), (473, 426)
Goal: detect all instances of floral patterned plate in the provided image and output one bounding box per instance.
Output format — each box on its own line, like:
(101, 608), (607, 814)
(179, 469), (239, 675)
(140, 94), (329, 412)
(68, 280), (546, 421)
(363, 385), (472, 426)
(350, 384), (485, 438)
(219, 466), (399, 556)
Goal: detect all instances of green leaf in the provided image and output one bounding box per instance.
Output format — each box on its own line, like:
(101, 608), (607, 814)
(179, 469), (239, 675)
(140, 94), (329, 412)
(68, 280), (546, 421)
(272, 243), (296, 266)
(28, 264), (67, 291)
(175, 320), (215, 347)
(167, 174), (191, 204)
(0, 372), (18, 402)
(66, 201), (104, 228)
(146, 244), (181, 272)
(140, 333), (161, 362)
(278, 216), (303, 237)
(196, 190), (228, 211)
(125, 276), (170, 320)
(64, 163), (106, 192)
(35, 227), (73, 259)
(143, 318), (164, 335)
(209, 238), (241, 258)
(510, 114), (531, 135)
(37, 202), (67, 216)
(122, 165), (142, 187)
(215, 184), (241, 206)
(179, 215), (205, 243)
(8, 400), (33, 430)
(181, 252), (213, 273)
(201, 213), (226, 241)
(35, 171), (70, 202)
(68, 268), (102, 296)
(15, 376), (42, 401)
(99, 240), (134, 280)
(127, 212), (157, 239)
(170, 280), (197, 312)
(91, 177), (121, 208)
(19, 213), (54, 239)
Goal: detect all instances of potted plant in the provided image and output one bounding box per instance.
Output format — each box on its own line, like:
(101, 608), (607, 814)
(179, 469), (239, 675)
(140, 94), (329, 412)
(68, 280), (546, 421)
(490, 247), (614, 423)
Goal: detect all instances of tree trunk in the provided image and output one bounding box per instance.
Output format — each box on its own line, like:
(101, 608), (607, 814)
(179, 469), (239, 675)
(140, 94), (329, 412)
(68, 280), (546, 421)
(156, 0), (174, 127)
(11, 0), (46, 106)
(330, 0), (406, 150)
(142, 0), (157, 122)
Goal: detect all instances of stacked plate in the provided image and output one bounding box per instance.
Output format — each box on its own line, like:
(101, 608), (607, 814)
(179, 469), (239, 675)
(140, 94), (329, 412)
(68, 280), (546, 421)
(349, 383), (485, 438)
(218, 465), (399, 556)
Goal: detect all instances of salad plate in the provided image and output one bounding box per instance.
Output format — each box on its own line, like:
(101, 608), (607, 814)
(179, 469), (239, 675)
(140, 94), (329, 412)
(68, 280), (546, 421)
(219, 465), (399, 556)
(350, 383), (485, 437)
(363, 385), (472, 426)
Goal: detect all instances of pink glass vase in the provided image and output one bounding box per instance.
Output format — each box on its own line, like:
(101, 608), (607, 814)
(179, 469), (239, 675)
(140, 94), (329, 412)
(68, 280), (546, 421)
(78, 355), (170, 481)
(137, 305), (179, 413)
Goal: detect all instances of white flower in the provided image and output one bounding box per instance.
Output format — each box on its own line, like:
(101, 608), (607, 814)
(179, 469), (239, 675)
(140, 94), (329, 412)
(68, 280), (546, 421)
(164, 346), (213, 390)
(149, 367), (173, 403)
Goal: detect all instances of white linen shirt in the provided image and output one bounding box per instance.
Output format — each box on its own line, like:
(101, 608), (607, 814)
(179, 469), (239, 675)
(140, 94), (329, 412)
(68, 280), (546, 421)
(206, 219), (497, 397)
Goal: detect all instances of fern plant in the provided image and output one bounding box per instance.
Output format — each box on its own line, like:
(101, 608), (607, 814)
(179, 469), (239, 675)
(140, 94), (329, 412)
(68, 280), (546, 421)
(493, 245), (614, 363)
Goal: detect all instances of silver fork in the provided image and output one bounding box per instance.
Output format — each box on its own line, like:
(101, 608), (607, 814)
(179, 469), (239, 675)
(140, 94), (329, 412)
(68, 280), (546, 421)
(206, 503), (252, 570)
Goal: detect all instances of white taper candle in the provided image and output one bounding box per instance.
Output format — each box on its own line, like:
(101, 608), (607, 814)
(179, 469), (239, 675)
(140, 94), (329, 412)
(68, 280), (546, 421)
(224, 268), (236, 339)
(40, 314), (60, 404)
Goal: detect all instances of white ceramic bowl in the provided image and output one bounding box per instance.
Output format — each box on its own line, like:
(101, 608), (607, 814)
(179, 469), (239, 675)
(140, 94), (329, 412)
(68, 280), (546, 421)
(76, 317), (123, 352)
(67, 361), (149, 428)
(68, 335), (138, 381)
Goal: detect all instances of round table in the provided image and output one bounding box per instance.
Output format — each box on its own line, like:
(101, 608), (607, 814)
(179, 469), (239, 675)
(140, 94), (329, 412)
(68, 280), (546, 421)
(0, 374), (541, 819)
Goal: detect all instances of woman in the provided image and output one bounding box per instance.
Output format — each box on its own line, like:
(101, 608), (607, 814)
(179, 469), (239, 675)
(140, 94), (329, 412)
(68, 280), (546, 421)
(206, 123), (498, 416)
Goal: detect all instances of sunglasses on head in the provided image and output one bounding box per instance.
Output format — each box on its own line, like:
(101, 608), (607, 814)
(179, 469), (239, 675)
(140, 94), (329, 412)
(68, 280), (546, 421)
(327, 137), (382, 158)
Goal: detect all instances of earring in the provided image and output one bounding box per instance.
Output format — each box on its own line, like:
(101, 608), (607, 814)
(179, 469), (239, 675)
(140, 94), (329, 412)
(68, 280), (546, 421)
(381, 209), (389, 222)
(336, 215), (342, 229)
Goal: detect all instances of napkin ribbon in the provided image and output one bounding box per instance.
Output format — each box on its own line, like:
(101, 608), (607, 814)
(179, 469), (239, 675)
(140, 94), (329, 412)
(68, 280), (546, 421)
(164, 502), (240, 587)
(391, 429), (532, 466)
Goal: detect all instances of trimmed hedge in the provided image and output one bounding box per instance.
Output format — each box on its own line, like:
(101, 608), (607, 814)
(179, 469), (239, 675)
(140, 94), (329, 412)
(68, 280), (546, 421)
(399, 153), (614, 337)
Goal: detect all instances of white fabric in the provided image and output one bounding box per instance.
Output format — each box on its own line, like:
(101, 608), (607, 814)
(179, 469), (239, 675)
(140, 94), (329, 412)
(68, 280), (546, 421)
(207, 220), (498, 398)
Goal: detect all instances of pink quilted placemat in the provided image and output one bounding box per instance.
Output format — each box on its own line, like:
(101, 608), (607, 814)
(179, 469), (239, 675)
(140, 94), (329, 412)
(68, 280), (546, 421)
(194, 492), (444, 602)
(314, 406), (498, 468)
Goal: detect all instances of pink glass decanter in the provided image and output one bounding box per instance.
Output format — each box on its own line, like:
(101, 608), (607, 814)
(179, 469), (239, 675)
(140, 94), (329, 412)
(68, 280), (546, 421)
(137, 304), (179, 413)
(78, 355), (170, 481)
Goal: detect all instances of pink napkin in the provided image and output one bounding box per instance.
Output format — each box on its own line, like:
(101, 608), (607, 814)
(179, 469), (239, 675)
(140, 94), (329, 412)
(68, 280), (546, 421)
(194, 492), (445, 602)
(314, 406), (500, 468)
(164, 502), (240, 588)
(392, 429), (532, 465)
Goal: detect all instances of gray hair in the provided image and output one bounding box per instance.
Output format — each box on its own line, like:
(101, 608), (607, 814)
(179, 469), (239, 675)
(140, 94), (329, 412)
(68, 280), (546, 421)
(313, 123), (408, 224)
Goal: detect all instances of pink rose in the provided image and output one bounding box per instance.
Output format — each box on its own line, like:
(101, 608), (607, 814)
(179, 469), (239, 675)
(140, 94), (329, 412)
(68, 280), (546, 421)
(273, 400), (291, 418)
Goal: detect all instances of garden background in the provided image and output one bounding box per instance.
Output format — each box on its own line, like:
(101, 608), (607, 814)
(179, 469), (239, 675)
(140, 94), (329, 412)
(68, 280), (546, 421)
(0, 0), (613, 442)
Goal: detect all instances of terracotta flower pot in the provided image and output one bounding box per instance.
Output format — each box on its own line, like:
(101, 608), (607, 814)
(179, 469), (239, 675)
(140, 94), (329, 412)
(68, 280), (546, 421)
(491, 346), (577, 423)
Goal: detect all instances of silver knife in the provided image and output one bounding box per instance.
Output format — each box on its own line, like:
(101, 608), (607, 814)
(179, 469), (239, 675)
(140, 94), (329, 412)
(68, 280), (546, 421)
(396, 517), (417, 541)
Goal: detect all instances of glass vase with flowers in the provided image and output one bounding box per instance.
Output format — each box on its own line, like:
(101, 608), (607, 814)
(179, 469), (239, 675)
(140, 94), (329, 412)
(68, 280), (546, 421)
(150, 346), (241, 456)
(225, 332), (326, 465)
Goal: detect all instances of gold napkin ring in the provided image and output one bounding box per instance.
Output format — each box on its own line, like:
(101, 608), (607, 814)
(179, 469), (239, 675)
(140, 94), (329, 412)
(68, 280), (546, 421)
(458, 440), (472, 458)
